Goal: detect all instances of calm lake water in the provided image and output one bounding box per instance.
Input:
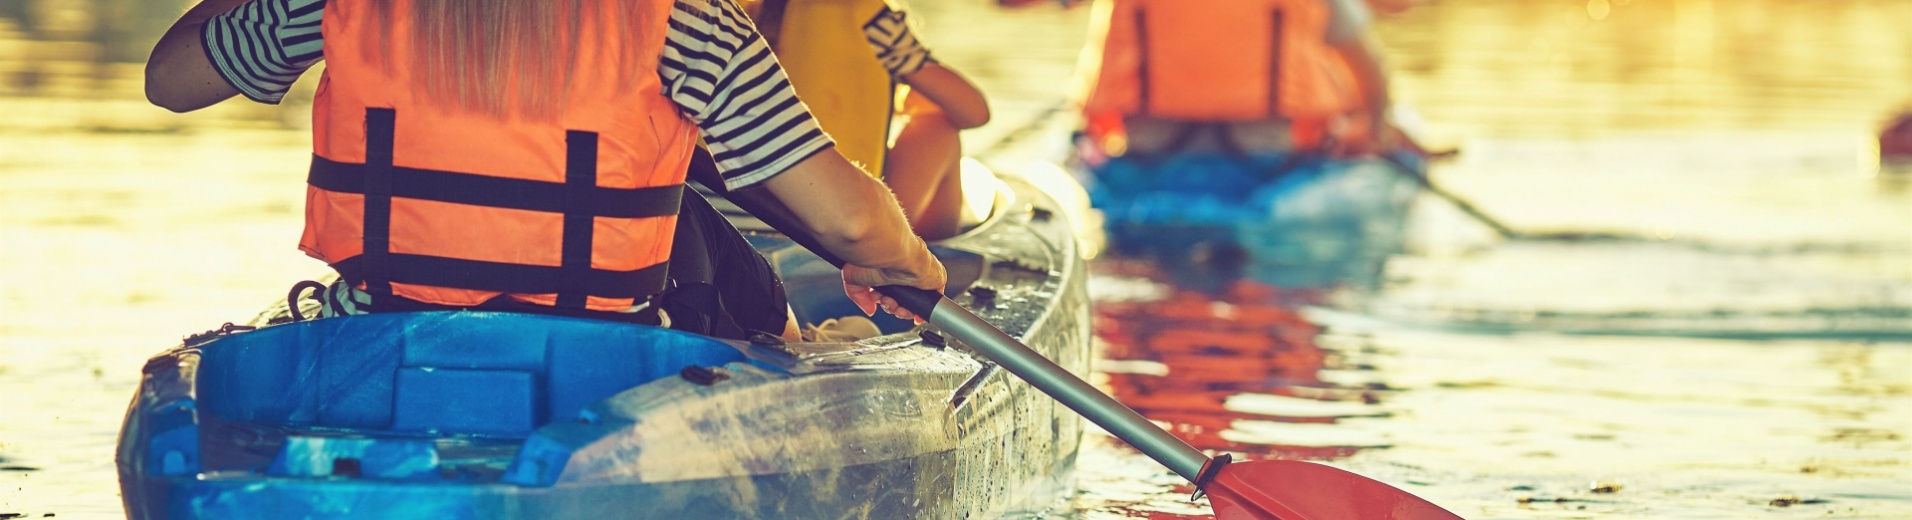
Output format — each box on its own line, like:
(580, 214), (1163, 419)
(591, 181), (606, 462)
(3, 0), (1910, 518)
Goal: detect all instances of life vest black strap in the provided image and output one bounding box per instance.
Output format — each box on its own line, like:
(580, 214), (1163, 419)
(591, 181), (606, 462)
(307, 157), (683, 219)
(1269, 9), (1285, 118)
(558, 131), (598, 309)
(362, 108), (397, 301)
(330, 254), (669, 301)
(1134, 6), (1151, 115)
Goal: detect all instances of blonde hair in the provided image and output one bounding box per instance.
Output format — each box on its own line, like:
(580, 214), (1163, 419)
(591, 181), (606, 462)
(381, 0), (647, 119)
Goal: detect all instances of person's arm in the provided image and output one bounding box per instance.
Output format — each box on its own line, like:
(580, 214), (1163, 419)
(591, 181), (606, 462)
(902, 63), (991, 129)
(147, 0), (325, 112)
(758, 153), (945, 318)
(147, 0), (251, 111)
(1333, 32), (1391, 143)
(866, 5), (990, 129)
(663, 0), (944, 319)
(1324, 0), (1393, 155)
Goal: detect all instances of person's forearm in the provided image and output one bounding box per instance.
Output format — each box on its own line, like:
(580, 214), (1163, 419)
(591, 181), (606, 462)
(146, 0), (250, 112)
(760, 152), (932, 271)
(902, 63), (991, 129)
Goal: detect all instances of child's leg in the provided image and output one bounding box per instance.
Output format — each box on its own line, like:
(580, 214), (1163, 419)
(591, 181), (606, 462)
(884, 92), (965, 240)
(918, 154), (966, 237)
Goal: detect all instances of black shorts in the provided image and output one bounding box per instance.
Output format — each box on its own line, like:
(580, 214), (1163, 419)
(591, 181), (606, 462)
(663, 190), (789, 339)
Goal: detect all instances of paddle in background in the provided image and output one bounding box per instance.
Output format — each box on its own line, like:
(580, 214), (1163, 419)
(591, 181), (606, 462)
(686, 151), (1466, 520)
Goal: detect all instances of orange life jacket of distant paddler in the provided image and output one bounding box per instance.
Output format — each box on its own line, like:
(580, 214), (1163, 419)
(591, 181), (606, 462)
(1080, 0), (1360, 145)
(300, 0), (699, 312)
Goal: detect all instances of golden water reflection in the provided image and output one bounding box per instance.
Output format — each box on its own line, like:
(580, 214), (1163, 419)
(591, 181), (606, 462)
(1381, 0), (1912, 139)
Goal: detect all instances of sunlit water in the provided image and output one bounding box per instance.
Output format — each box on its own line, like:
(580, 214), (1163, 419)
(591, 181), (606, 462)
(3, 0), (1910, 518)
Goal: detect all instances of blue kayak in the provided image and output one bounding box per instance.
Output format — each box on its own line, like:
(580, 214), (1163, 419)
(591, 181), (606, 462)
(116, 163), (1092, 519)
(1081, 151), (1423, 288)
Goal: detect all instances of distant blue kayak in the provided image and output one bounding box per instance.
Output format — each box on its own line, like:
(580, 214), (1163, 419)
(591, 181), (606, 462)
(116, 164), (1092, 519)
(1081, 151), (1423, 288)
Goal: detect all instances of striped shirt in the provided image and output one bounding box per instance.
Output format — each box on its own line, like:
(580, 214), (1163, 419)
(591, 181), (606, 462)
(862, 4), (933, 78)
(203, 0), (833, 189)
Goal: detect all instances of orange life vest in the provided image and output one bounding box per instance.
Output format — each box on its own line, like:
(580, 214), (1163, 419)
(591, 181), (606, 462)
(1079, 0), (1359, 142)
(300, 0), (699, 312)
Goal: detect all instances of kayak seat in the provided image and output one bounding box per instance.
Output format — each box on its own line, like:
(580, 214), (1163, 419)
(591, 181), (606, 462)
(196, 311), (747, 443)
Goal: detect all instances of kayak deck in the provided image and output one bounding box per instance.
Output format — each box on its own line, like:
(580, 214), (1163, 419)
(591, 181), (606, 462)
(117, 164), (1091, 519)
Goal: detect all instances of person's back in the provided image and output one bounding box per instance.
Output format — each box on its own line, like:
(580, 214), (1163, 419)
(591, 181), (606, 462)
(147, 0), (948, 337)
(994, 0), (1401, 255)
(1072, 0), (1388, 157)
(303, 0), (695, 313)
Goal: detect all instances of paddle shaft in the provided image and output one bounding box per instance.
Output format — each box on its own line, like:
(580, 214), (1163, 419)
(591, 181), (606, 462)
(1380, 151), (1521, 238)
(902, 290), (1211, 482)
(704, 173), (1211, 483)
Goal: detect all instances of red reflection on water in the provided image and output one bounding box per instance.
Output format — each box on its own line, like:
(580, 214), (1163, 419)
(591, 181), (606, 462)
(1093, 259), (1380, 462)
(1089, 260), (1387, 518)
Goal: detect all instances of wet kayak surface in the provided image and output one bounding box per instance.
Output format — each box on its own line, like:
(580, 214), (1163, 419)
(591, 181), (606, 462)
(4, 0), (1912, 518)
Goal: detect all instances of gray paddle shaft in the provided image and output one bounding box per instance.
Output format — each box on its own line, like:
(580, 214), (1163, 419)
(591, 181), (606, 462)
(926, 297), (1211, 482)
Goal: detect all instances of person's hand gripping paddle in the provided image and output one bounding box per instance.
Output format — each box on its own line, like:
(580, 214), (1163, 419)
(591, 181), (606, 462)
(692, 157), (1465, 520)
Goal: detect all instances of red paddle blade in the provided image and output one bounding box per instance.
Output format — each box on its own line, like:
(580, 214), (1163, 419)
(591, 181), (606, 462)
(1206, 460), (1465, 520)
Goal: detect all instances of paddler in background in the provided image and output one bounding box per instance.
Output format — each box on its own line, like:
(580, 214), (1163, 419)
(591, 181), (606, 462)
(1067, 0), (1393, 161)
(740, 0), (992, 241)
(143, 0), (945, 341)
(998, 0), (1401, 237)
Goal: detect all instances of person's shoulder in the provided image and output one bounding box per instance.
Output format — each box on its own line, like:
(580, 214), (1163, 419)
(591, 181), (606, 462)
(1322, 0), (1373, 43)
(1326, 0), (1373, 23)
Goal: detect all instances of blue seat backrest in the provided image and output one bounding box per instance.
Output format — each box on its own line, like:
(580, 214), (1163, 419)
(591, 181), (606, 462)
(197, 312), (747, 437)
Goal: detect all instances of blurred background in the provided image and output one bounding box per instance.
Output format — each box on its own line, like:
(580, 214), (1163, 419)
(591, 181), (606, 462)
(2, 0), (1909, 518)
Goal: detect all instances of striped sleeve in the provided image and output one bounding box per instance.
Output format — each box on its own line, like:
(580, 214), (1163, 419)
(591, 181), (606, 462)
(862, 5), (933, 78)
(660, 0), (835, 190)
(202, 0), (326, 104)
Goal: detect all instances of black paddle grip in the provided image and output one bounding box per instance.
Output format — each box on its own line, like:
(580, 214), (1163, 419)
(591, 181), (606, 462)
(875, 285), (942, 318)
